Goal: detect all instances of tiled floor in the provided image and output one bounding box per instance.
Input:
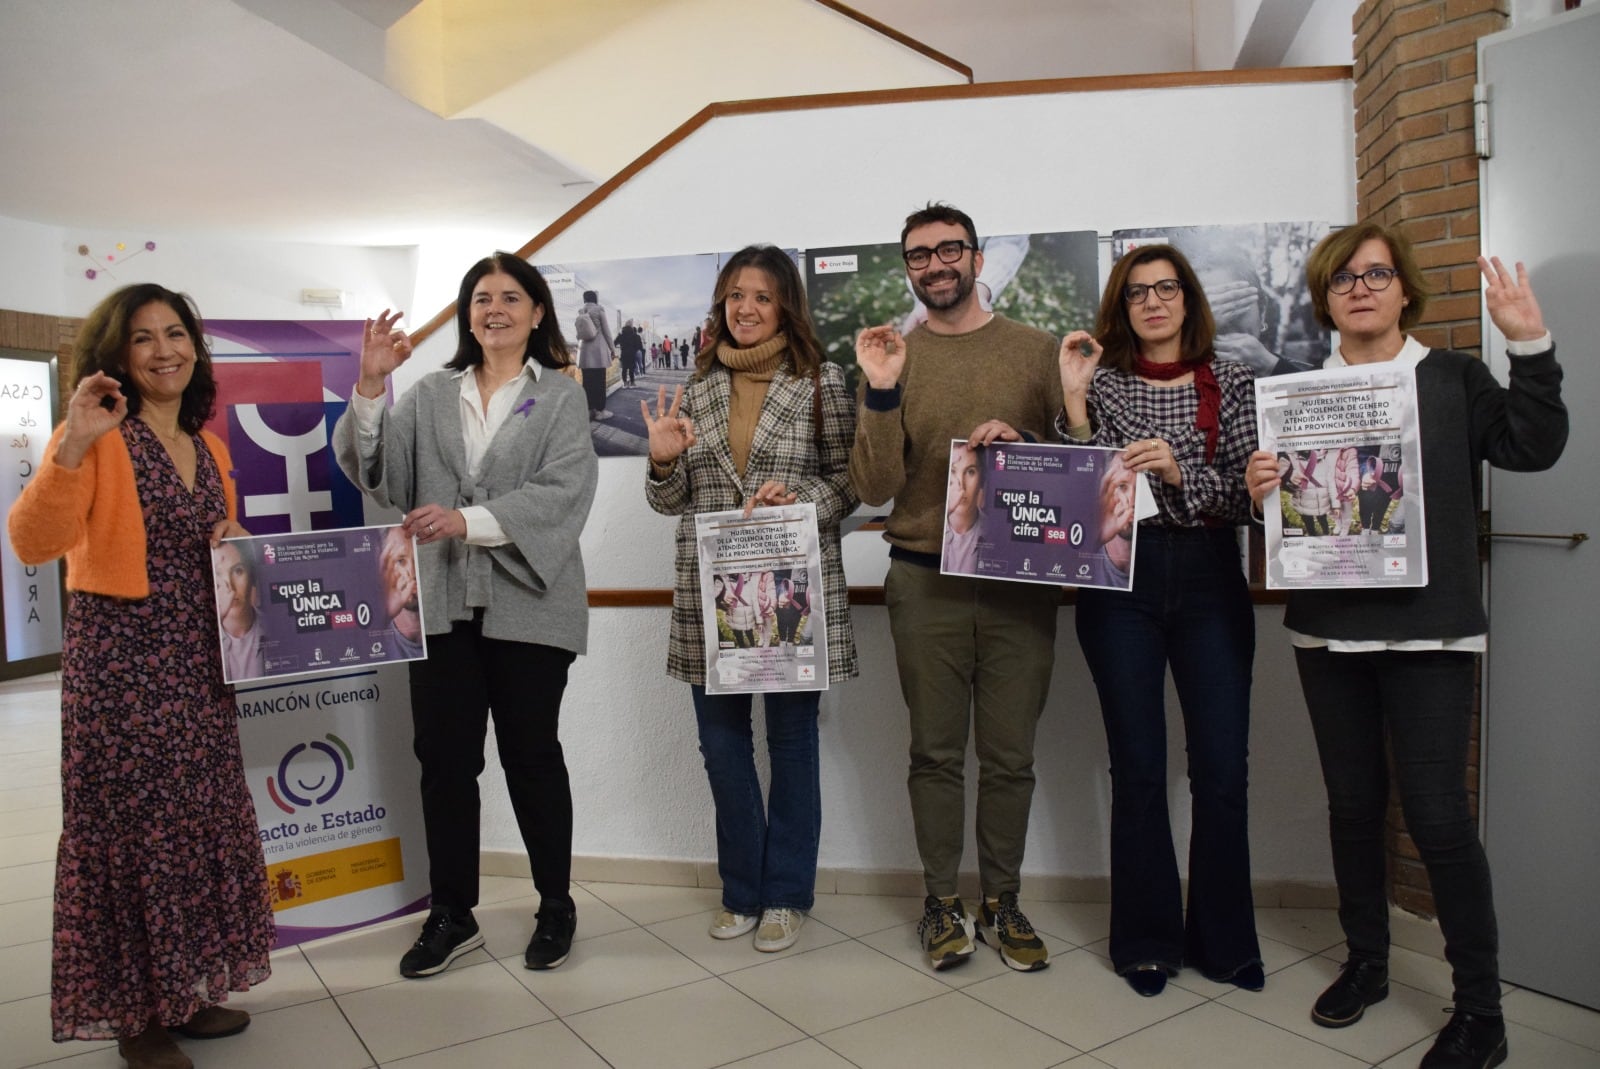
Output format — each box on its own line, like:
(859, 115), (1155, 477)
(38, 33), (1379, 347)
(4, 673), (1599, 1068)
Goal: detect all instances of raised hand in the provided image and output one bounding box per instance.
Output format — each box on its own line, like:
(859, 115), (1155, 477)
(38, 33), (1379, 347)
(856, 325), (907, 390)
(641, 385), (697, 466)
(54, 371), (128, 469)
(1058, 330), (1101, 397)
(1479, 256), (1546, 343)
(357, 310), (413, 398)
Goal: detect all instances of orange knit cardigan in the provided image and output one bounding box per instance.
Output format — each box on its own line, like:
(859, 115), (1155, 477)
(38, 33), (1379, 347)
(7, 422), (238, 599)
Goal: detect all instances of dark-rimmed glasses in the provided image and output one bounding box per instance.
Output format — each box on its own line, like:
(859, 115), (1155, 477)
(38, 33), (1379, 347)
(1329, 267), (1397, 294)
(1123, 279), (1182, 304)
(903, 240), (976, 270)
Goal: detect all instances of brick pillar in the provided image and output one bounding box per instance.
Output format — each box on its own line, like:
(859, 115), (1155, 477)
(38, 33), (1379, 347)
(1350, 0), (1508, 918)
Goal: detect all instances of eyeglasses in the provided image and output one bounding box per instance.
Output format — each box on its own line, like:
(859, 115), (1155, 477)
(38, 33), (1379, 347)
(902, 240), (976, 270)
(1329, 267), (1397, 294)
(1123, 279), (1182, 304)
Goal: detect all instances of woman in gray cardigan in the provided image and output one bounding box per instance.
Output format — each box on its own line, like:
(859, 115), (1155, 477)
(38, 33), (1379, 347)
(334, 252), (598, 980)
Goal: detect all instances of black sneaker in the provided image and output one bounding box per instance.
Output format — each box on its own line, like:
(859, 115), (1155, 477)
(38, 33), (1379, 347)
(399, 908), (483, 978)
(523, 904), (576, 970)
(1311, 958), (1388, 1027)
(1420, 1009), (1508, 1069)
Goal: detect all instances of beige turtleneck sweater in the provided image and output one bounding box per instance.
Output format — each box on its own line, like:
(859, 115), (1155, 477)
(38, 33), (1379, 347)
(718, 333), (787, 478)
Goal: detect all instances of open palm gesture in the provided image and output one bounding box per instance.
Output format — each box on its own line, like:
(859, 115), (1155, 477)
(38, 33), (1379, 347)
(1479, 256), (1546, 343)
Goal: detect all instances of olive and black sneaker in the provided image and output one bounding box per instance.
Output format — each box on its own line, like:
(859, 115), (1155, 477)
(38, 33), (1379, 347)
(977, 891), (1050, 972)
(917, 894), (975, 970)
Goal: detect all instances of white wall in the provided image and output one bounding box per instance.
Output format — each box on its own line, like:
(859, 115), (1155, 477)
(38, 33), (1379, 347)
(1283, 0), (1360, 67)
(475, 76), (1354, 886)
(0, 213), (416, 324)
(3, 74), (1356, 889)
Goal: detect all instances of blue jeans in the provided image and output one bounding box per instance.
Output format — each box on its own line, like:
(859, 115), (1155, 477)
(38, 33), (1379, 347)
(690, 686), (821, 914)
(1295, 647), (1500, 1014)
(1075, 526), (1261, 978)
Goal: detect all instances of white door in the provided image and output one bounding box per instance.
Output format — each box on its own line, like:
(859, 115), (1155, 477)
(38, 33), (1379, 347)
(1479, 4), (1600, 1011)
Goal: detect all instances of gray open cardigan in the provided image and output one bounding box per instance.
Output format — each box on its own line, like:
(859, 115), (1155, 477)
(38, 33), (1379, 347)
(332, 365), (598, 654)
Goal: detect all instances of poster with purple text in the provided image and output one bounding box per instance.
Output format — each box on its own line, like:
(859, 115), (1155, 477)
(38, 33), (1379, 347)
(212, 525), (427, 685)
(940, 440), (1143, 590)
(205, 321), (427, 947)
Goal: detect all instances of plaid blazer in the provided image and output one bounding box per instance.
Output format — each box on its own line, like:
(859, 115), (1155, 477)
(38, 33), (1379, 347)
(646, 357), (858, 685)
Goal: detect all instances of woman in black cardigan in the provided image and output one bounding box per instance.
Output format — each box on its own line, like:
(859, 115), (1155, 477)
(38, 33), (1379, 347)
(1247, 223), (1566, 1069)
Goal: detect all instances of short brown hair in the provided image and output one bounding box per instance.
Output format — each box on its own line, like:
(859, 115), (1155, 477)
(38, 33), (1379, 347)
(1094, 244), (1216, 373)
(901, 202), (979, 250)
(72, 283), (217, 434)
(1305, 222), (1430, 331)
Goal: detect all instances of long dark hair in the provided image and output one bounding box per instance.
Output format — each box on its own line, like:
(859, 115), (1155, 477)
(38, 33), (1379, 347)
(1094, 244), (1217, 373)
(72, 283), (217, 434)
(696, 245), (824, 379)
(447, 252), (572, 371)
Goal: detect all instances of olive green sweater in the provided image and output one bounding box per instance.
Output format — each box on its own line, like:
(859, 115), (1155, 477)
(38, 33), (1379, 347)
(849, 315), (1061, 558)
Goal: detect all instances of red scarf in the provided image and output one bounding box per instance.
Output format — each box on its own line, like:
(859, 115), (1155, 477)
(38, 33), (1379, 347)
(1133, 354), (1222, 463)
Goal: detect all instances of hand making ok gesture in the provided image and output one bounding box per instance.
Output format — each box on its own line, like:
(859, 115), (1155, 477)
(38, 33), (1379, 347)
(641, 385), (697, 467)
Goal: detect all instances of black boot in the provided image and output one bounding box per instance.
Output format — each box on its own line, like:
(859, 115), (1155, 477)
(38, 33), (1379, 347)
(1419, 1009), (1507, 1069)
(1311, 958), (1388, 1027)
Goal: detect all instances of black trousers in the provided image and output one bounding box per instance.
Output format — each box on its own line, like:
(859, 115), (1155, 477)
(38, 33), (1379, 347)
(1295, 646), (1500, 1014)
(408, 617), (577, 913)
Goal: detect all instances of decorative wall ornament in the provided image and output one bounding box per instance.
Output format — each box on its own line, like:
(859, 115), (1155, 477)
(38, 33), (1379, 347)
(77, 240), (156, 280)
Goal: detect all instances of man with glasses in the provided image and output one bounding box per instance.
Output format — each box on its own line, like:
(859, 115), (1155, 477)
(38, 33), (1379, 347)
(850, 203), (1065, 974)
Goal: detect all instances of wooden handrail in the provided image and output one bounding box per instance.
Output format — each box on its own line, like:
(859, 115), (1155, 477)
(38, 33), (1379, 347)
(811, 0), (974, 82)
(409, 64), (1351, 347)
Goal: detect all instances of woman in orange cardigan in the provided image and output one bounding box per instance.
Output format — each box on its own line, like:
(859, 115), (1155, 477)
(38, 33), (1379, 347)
(8, 284), (274, 1069)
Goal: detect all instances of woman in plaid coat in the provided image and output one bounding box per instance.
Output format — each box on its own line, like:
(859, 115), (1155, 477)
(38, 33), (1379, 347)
(644, 244), (857, 954)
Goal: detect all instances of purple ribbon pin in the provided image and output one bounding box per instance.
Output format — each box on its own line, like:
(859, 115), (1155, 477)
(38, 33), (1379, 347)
(514, 398), (537, 417)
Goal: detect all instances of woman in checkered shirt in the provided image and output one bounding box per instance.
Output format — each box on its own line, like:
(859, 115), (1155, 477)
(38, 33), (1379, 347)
(1058, 243), (1263, 999)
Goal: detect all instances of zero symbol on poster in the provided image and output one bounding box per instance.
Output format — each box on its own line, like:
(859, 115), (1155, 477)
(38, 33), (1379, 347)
(1069, 523), (1084, 546)
(356, 603), (371, 627)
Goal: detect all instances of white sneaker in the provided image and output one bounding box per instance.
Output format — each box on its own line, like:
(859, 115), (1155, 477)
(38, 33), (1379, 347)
(708, 909), (757, 939)
(754, 908), (804, 952)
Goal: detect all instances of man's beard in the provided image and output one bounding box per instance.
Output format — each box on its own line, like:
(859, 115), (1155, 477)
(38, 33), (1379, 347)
(912, 265), (974, 311)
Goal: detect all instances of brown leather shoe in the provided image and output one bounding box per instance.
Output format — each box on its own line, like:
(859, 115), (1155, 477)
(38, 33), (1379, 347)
(171, 1004), (251, 1039)
(118, 1020), (193, 1069)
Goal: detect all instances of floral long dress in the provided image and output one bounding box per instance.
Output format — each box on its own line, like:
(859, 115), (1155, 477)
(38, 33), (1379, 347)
(51, 420), (273, 1041)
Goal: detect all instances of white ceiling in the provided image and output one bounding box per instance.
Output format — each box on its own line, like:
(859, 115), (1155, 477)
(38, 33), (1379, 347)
(0, 0), (1354, 250)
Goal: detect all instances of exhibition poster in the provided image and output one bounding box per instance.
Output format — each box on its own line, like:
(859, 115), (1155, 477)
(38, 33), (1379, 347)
(695, 503), (827, 694)
(939, 439), (1155, 591)
(1255, 364), (1427, 589)
(211, 524), (427, 685)
(205, 333), (431, 948)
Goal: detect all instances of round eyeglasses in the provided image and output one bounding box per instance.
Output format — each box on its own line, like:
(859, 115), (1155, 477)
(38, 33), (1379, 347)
(1329, 267), (1397, 294)
(1123, 279), (1182, 304)
(902, 240), (976, 270)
